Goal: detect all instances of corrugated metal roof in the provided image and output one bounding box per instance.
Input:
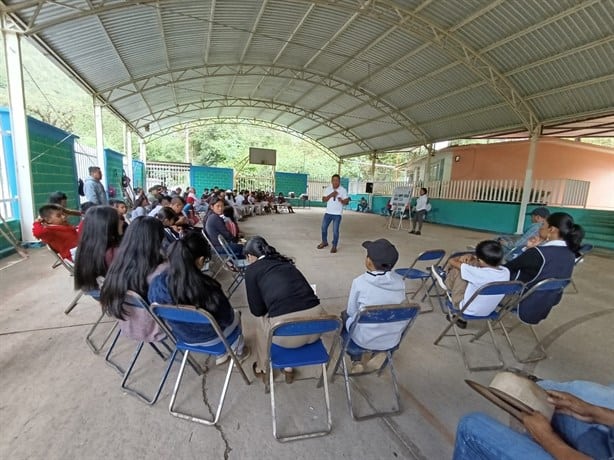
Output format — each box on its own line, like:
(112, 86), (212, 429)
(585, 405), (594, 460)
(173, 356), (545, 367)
(3, 0), (613, 158)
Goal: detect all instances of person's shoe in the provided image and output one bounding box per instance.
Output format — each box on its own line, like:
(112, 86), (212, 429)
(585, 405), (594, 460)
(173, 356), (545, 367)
(215, 353), (230, 365)
(431, 265), (448, 291)
(445, 313), (467, 329)
(235, 345), (251, 363)
(282, 367), (295, 384)
(330, 246), (337, 253)
(252, 362), (267, 384)
(409, 230), (416, 234)
(349, 361), (364, 374)
(415, 231), (421, 235)
(317, 242), (328, 249)
(365, 353), (387, 371)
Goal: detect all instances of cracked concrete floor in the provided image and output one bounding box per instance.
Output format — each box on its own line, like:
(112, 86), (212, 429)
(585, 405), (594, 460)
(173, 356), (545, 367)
(1, 209), (613, 459)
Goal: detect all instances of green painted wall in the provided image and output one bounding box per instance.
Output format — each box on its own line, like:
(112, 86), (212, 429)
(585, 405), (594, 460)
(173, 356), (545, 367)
(28, 118), (78, 218)
(190, 166), (234, 192)
(104, 149), (124, 200)
(275, 172), (307, 196)
(132, 159), (145, 189)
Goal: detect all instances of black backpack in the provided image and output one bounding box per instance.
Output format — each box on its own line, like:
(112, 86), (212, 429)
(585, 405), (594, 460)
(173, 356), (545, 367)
(78, 178), (85, 196)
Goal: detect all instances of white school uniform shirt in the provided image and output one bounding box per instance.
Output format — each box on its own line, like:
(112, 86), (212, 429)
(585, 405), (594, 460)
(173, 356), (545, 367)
(323, 185), (348, 215)
(415, 194), (429, 211)
(460, 264), (510, 316)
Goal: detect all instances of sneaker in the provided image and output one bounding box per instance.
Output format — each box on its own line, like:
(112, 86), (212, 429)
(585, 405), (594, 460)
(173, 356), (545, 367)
(215, 353), (230, 365)
(445, 313), (467, 329)
(365, 353), (387, 371)
(349, 361), (364, 374)
(431, 265), (448, 291)
(235, 345), (251, 363)
(409, 230), (416, 234)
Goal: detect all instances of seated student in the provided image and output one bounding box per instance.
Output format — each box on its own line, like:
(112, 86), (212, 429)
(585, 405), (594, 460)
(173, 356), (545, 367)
(100, 216), (166, 342)
(48, 191), (82, 217)
(343, 239), (406, 373)
(130, 194), (149, 219)
(76, 201), (96, 232)
(74, 206), (122, 292)
(147, 195), (171, 217)
(32, 204), (79, 261)
(274, 193), (294, 213)
(169, 196), (190, 227)
(154, 207), (180, 251)
(205, 196), (244, 258)
(453, 379), (614, 460)
(431, 240), (510, 328)
(109, 198), (129, 235)
(499, 207), (550, 261)
(244, 236), (324, 384)
(148, 232), (249, 364)
(357, 197), (369, 212)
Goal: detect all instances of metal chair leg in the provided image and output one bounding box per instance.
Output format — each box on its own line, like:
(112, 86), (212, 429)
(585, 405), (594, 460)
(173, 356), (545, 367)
(168, 350), (235, 425)
(104, 329), (125, 375)
(500, 321), (547, 363)
(64, 290), (84, 315)
(85, 313), (118, 354)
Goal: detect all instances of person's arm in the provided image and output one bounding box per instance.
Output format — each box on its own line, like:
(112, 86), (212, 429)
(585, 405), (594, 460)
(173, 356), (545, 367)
(522, 411), (591, 460)
(83, 180), (97, 204)
(448, 254), (475, 270)
(322, 187), (337, 203)
(504, 247), (542, 280)
(338, 187), (350, 205)
(547, 390), (614, 425)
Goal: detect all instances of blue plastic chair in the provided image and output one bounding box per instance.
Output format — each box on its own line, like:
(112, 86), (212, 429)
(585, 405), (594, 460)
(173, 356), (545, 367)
(434, 281), (524, 372)
(495, 278), (570, 363)
(150, 304), (251, 426)
(331, 303), (420, 421)
(395, 249), (445, 313)
(216, 234), (248, 298)
(104, 291), (175, 405)
(201, 229), (229, 278)
(266, 315), (342, 442)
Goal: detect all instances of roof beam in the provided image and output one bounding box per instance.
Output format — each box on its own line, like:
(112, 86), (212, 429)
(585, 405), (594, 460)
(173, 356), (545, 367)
(204, 0), (215, 64)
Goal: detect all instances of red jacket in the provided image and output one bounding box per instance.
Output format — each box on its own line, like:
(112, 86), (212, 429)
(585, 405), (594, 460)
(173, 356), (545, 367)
(32, 221), (79, 261)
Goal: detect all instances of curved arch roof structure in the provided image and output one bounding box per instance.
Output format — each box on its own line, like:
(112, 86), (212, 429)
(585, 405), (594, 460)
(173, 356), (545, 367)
(2, 0), (613, 158)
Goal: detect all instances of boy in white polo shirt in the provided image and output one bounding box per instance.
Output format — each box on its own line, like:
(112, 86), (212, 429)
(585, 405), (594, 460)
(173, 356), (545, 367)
(431, 240), (509, 328)
(317, 174), (349, 253)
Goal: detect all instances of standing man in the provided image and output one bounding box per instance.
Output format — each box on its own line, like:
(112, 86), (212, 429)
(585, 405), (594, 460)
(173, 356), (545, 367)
(318, 174), (349, 253)
(83, 166), (108, 205)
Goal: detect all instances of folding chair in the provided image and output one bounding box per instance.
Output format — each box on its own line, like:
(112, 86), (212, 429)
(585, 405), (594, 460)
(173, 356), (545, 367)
(331, 303), (420, 420)
(46, 245), (84, 315)
(104, 291), (176, 405)
(495, 278), (570, 363)
(395, 249), (445, 313)
(434, 281), (524, 372)
(568, 244), (593, 294)
(217, 234), (248, 298)
(431, 250), (474, 312)
(201, 229), (228, 278)
(266, 315), (342, 442)
(150, 303), (251, 425)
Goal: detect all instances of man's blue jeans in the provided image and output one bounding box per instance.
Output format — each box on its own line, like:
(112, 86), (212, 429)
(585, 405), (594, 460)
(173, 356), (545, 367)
(321, 213), (342, 246)
(452, 380), (614, 460)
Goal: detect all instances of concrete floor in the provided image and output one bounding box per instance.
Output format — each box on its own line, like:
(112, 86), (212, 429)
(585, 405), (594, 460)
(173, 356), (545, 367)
(1, 208), (612, 460)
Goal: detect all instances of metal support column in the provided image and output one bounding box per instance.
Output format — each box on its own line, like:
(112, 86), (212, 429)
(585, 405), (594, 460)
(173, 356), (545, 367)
(94, 101), (107, 187)
(125, 125), (133, 183)
(516, 126), (541, 234)
(2, 29), (35, 241)
(184, 125), (190, 164)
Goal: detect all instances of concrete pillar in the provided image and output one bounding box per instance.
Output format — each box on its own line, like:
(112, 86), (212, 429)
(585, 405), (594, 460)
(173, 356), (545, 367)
(93, 101), (107, 188)
(138, 137), (146, 163)
(337, 160), (342, 176)
(370, 153), (376, 181)
(125, 126), (133, 184)
(516, 126), (541, 234)
(2, 30), (35, 241)
(184, 125), (190, 164)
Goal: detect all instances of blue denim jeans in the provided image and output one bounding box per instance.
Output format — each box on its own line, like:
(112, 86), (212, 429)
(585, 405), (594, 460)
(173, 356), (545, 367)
(452, 380), (614, 460)
(321, 213), (342, 246)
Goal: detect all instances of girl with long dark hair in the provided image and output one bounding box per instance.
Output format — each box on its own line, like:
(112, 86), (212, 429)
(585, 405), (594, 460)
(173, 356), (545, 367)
(505, 212), (585, 323)
(148, 232), (248, 363)
(74, 206), (121, 291)
(99, 216), (166, 341)
(244, 236), (323, 384)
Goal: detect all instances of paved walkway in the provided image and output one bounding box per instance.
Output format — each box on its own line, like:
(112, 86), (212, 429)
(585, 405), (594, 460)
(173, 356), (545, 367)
(1, 208), (612, 459)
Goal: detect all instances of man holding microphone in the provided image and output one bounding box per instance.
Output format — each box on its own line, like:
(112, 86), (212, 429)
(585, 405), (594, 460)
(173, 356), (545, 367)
(317, 174), (349, 254)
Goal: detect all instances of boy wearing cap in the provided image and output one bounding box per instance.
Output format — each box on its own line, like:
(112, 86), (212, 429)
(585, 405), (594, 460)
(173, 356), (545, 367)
(343, 239), (407, 372)
(499, 207), (550, 261)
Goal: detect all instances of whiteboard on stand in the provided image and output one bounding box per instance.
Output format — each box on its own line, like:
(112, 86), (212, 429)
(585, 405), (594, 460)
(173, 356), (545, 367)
(388, 186), (413, 230)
